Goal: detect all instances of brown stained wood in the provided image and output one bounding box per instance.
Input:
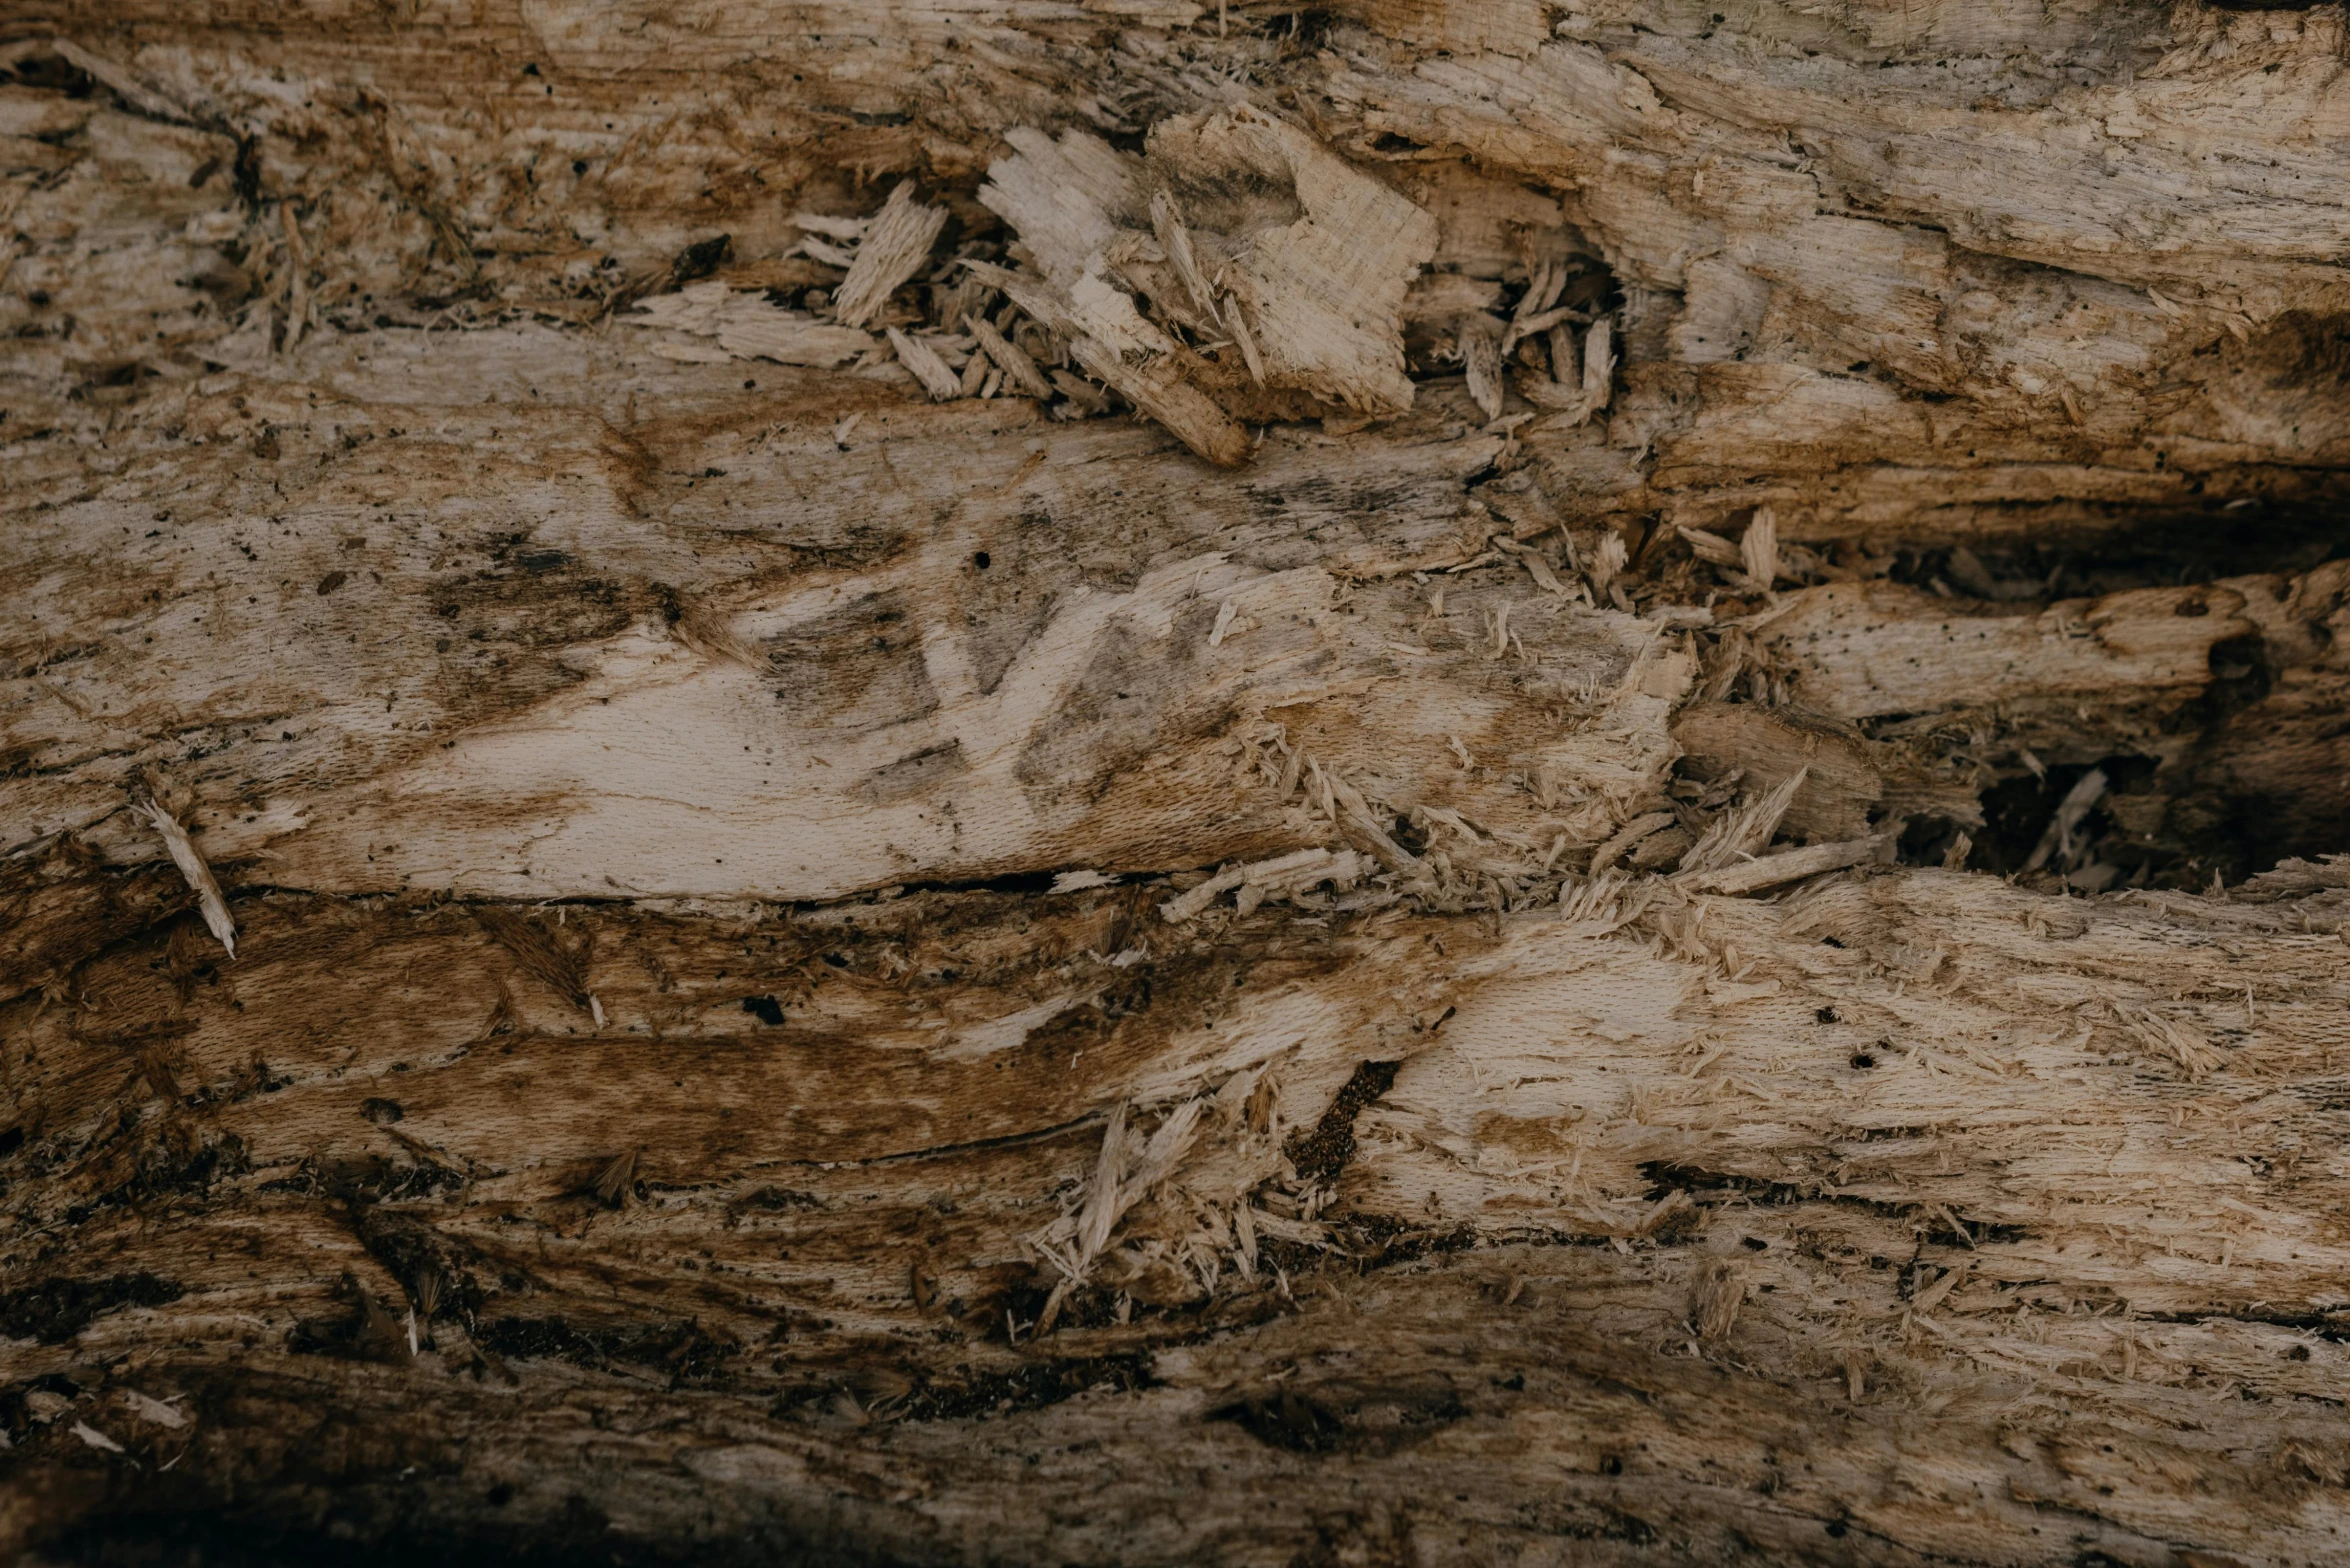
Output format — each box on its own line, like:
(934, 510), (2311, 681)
(5, 3), (2350, 1564)
(6, 872), (2350, 1563)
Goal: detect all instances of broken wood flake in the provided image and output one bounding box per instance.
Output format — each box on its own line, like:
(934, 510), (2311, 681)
(884, 326), (962, 401)
(966, 315), (1056, 400)
(969, 258), (1253, 465)
(131, 798), (235, 958)
(1517, 315), (1613, 425)
(627, 280), (873, 367)
(1147, 108), (1434, 412)
(1159, 847), (1369, 921)
(977, 107), (1436, 462)
(830, 182), (947, 328)
(1676, 832), (1889, 896)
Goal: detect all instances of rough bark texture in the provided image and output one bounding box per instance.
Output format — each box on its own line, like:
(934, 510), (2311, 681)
(5, 2), (2350, 1564)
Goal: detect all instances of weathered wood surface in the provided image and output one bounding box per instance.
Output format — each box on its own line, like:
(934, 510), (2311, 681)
(4, 2), (2350, 1563)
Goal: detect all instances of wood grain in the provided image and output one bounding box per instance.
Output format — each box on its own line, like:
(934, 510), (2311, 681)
(5, 3), (2350, 1562)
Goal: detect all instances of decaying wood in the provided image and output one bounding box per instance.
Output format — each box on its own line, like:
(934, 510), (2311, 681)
(4, 1), (2350, 1563)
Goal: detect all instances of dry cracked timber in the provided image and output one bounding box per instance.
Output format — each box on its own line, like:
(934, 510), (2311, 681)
(4, 4), (2350, 1564)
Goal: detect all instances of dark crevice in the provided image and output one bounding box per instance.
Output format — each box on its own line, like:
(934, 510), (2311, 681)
(1211, 1372), (1468, 1455)
(781, 1110), (1109, 1171)
(1285, 1059), (1402, 1183)
(887, 1350), (1158, 1422)
(1965, 757), (2156, 878)
(0, 1272), (185, 1344)
(473, 1314), (739, 1384)
(1866, 564), (2341, 886)
(1893, 509), (2350, 600)
(1639, 1162), (2032, 1246)
(2127, 1306), (2350, 1341)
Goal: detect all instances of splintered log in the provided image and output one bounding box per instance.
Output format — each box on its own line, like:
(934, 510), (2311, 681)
(4, 3), (2350, 1564)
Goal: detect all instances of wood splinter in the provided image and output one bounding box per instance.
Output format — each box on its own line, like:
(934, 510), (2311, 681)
(132, 797), (236, 958)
